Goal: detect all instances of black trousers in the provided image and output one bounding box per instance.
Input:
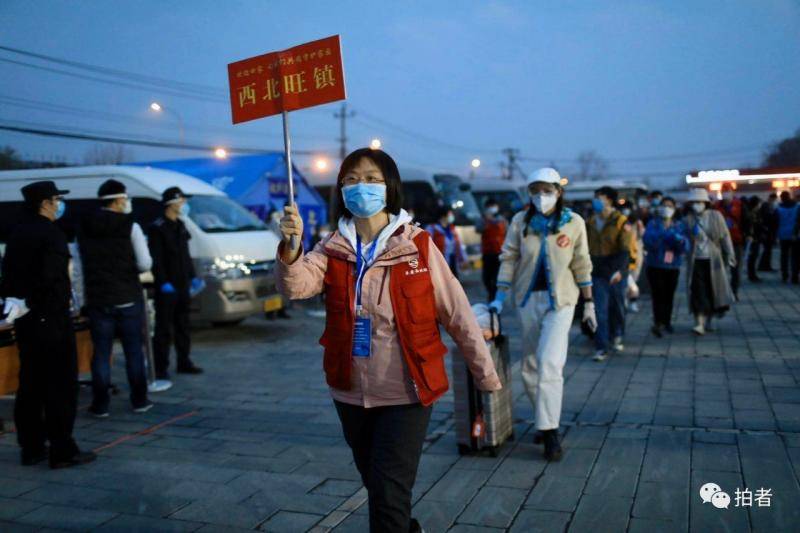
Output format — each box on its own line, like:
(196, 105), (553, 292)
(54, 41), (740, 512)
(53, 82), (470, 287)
(482, 253), (501, 301)
(780, 240), (800, 282)
(14, 312), (79, 460)
(758, 240), (774, 270)
(646, 267), (680, 327)
(153, 290), (191, 377)
(334, 400), (432, 533)
(747, 241), (761, 279)
(730, 244), (743, 295)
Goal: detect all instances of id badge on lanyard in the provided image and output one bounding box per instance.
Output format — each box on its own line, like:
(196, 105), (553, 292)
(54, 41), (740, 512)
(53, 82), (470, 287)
(353, 236), (376, 358)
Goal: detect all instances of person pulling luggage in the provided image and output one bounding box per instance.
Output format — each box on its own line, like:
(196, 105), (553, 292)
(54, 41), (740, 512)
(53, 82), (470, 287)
(490, 168), (596, 461)
(277, 148), (501, 533)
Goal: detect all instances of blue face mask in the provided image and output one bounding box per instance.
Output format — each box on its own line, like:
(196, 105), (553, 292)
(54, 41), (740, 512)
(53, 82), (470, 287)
(651, 198), (662, 207)
(591, 198), (605, 213)
(55, 200), (66, 219)
(180, 202), (191, 217)
(342, 183), (386, 218)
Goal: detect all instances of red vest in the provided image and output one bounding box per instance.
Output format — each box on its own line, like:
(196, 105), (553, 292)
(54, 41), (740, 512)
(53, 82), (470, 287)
(319, 231), (449, 406)
(481, 218), (507, 255)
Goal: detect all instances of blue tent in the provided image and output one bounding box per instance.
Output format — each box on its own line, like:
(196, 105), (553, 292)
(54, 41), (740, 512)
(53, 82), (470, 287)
(136, 154), (327, 249)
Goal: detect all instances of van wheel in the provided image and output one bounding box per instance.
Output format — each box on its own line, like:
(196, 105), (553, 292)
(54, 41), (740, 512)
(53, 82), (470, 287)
(211, 319), (244, 327)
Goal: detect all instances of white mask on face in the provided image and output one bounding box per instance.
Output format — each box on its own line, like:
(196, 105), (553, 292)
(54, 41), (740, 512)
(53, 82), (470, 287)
(486, 206), (499, 216)
(122, 198), (133, 214)
(530, 192), (558, 214)
(692, 203), (706, 214)
(661, 206), (675, 219)
(446, 213), (455, 225)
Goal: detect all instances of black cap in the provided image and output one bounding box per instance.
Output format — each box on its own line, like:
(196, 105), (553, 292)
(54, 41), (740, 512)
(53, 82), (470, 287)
(21, 180), (69, 204)
(98, 179), (127, 199)
(162, 186), (192, 205)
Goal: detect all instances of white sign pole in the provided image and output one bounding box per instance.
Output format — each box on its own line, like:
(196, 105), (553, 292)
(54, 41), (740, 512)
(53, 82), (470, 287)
(282, 110), (299, 250)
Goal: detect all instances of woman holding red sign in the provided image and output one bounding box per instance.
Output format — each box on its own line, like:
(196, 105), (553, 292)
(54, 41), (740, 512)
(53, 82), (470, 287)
(489, 168), (596, 461)
(276, 148), (501, 533)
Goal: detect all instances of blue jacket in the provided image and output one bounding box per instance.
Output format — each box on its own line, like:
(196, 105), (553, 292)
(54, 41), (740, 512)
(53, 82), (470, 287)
(777, 202), (799, 241)
(643, 219), (690, 269)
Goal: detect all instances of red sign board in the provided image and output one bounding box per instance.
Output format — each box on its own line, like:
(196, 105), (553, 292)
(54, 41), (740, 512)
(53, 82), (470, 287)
(227, 35), (346, 124)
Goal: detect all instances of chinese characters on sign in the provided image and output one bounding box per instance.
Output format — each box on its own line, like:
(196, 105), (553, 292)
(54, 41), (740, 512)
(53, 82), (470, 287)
(227, 35), (346, 124)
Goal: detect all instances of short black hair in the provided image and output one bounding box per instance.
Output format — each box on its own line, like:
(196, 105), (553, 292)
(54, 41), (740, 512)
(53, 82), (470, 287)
(333, 148), (403, 220)
(594, 186), (618, 203)
(649, 190), (663, 198)
(780, 191), (791, 202)
(484, 198), (498, 208)
(436, 205), (453, 221)
(661, 196), (676, 207)
(769, 193), (778, 200)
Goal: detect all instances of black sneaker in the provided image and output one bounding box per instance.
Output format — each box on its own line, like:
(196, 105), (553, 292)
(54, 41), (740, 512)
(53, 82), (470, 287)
(532, 430), (544, 444)
(409, 518), (424, 533)
(651, 325), (663, 338)
(177, 364), (204, 375)
(543, 430), (563, 462)
(50, 451), (97, 470)
(664, 324), (675, 334)
(88, 406), (109, 419)
(21, 448), (47, 466)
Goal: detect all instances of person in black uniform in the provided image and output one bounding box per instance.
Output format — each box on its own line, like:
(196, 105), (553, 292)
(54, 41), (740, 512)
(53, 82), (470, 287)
(148, 187), (204, 379)
(0, 181), (96, 468)
(79, 179), (153, 417)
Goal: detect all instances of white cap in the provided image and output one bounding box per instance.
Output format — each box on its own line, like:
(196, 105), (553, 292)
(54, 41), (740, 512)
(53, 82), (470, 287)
(687, 188), (710, 203)
(527, 167), (562, 186)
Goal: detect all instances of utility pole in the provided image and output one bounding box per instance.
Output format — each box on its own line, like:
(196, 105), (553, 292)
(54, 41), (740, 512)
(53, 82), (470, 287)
(334, 103), (355, 161)
(502, 148), (520, 180)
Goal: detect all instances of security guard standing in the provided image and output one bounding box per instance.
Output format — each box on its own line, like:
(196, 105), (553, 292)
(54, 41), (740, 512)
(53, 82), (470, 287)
(0, 181), (96, 468)
(148, 187), (204, 379)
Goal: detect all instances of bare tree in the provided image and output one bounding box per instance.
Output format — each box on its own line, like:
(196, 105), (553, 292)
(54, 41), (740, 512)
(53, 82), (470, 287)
(83, 144), (134, 165)
(575, 150), (609, 181)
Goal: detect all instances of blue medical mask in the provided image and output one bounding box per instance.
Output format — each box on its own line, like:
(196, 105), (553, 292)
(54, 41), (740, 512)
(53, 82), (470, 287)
(342, 183), (386, 218)
(55, 200), (66, 219)
(651, 198), (662, 207)
(180, 202), (191, 217)
(591, 198), (605, 213)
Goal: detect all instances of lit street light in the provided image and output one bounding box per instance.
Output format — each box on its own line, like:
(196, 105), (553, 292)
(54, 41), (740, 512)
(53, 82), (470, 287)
(149, 101), (185, 144)
(471, 159), (481, 168)
(314, 158), (329, 171)
(214, 147), (228, 159)
(370, 138), (382, 150)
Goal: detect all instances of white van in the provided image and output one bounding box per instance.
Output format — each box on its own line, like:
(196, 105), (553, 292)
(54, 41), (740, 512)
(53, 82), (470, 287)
(0, 165), (282, 325)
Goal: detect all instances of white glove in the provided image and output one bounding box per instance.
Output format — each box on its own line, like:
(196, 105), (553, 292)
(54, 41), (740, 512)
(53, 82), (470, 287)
(582, 301), (597, 332)
(2, 297), (29, 323)
(728, 257), (737, 268)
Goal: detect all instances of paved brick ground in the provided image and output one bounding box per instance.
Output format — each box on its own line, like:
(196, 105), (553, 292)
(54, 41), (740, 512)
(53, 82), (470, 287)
(1, 267), (799, 532)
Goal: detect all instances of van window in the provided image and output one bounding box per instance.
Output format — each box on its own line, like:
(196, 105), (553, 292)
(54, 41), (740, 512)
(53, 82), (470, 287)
(187, 195), (267, 233)
(473, 190), (525, 219)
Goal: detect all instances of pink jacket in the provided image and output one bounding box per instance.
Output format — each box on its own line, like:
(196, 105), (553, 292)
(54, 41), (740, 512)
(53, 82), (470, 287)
(276, 221), (501, 408)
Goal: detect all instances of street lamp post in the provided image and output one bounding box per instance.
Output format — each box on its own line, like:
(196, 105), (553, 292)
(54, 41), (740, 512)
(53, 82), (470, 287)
(149, 102), (185, 144)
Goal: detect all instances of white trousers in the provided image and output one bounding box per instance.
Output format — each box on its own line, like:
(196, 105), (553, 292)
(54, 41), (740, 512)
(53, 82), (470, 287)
(518, 291), (575, 431)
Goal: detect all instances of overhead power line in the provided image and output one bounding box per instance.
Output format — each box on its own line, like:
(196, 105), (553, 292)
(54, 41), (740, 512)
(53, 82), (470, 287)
(0, 44), (223, 96)
(0, 94), (332, 142)
(0, 122), (330, 156)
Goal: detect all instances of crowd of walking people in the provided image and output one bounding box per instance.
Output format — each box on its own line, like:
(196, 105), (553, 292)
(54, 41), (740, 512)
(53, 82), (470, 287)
(2, 146), (797, 533)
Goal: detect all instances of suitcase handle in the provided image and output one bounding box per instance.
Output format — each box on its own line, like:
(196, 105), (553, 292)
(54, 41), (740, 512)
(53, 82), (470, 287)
(489, 307), (502, 338)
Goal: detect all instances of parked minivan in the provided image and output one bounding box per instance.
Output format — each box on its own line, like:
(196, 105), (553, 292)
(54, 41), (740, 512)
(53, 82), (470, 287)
(0, 165), (282, 325)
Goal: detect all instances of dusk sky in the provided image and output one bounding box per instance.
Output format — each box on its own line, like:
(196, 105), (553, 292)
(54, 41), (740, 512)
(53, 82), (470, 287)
(2, 0), (799, 187)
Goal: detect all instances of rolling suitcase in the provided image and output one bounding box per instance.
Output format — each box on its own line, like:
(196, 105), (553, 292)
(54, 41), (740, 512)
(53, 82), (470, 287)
(453, 311), (514, 456)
